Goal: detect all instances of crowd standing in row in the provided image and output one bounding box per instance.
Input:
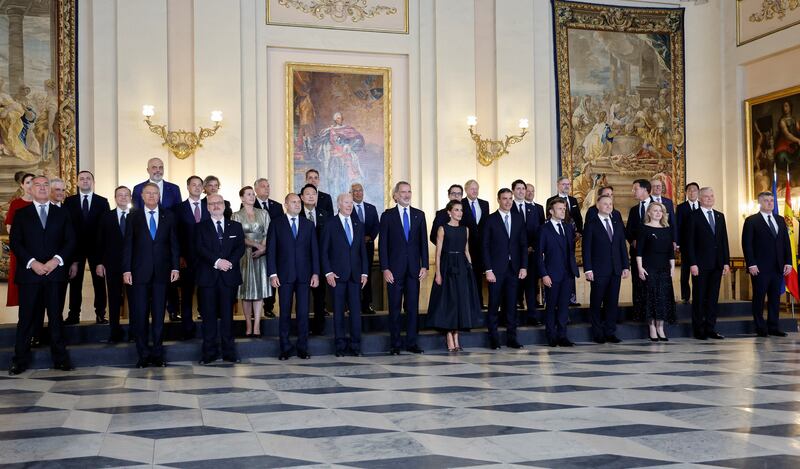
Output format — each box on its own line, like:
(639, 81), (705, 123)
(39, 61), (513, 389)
(5, 161), (792, 374)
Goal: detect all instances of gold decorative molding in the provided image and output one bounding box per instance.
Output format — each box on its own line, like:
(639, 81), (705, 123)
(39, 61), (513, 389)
(749, 0), (800, 23)
(57, 0), (78, 195)
(277, 0), (397, 23)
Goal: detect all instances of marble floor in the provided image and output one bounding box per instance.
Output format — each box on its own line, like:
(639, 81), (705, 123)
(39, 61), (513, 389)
(1, 336), (800, 468)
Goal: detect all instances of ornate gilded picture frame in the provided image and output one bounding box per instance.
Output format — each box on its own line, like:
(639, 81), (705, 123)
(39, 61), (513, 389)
(285, 62), (392, 212)
(744, 84), (800, 200)
(267, 0), (408, 34)
(737, 0), (800, 46)
(552, 0), (686, 217)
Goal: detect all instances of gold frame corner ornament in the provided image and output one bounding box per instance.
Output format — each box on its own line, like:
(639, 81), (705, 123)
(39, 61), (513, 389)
(58, 0), (78, 195)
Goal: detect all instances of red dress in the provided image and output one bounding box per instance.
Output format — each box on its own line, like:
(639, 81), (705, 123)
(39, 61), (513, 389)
(5, 198), (32, 306)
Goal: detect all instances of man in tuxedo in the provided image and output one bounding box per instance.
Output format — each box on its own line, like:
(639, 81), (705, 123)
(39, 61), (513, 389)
(684, 187), (730, 340)
(123, 183), (181, 368)
(742, 192), (791, 337)
(626, 179), (654, 288)
(175, 176), (209, 339)
(538, 199), (580, 347)
(585, 186), (623, 225)
(63, 171), (110, 325)
(462, 179), (490, 309)
(582, 195), (630, 344)
(94, 186), (133, 343)
(379, 181), (429, 355)
(268, 193), (320, 360)
(201, 175), (232, 219)
(299, 183), (330, 335)
(351, 183), (380, 315)
(322, 194), (369, 356)
(132, 157), (182, 211)
(547, 177), (583, 306)
(511, 179), (542, 326)
(49, 178), (66, 207)
(305, 169), (334, 215)
(482, 188), (528, 350)
(9, 176), (75, 375)
(429, 185), (464, 245)
(650, 178), (677, 244)
(195, 194), (246, 364)
(676, 182), (700, 303)
(253, 178), (283, 318)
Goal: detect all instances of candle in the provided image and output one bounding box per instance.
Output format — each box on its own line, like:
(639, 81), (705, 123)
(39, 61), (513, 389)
(519, 118), (529, 129)
(142, 105), (155, 117)
(467, 115), (477, 126)
(210, 110), (223, 122)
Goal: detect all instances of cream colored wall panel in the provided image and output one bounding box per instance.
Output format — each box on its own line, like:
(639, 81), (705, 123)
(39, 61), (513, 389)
(532, 0), (556, 200)
(241, 0), (259, 186)
(416, 0), (436, 216)
(167, 0), (195, 190)
(474, 0), (497, 208)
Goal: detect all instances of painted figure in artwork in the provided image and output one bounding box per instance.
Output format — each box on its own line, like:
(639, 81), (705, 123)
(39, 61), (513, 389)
(314, 112), (365, 199)
(775, 101), (800, 166)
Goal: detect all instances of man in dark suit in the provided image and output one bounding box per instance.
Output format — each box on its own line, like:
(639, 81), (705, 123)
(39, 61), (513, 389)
(200, 175), (232, 219)
(482, 188), (528, 350)
(299, 183), (331, 335)
(254, 178), (283, 318)
(582, 195), (630, 344)
(626, 179), (654, 293)
(429, 185), (464, 245)
(322, 193), (369, 356)
(268, 193), (320, 360)
(511, 179), (542, 326)
(675, 182), (700, 303)
(9, 176), (76, 375)
(123, 183), (181, 368)
(63, 171), (110, 325)
(684, 187), (730, 340)
(132, 157), (182, 211)
(585, 186), (623, 225)
(524, 183), (545, 310)
(94, 186), (133, 343)
(175, 176), (209, 339)
(525, 183), (546, 225)
(379, 181), (429, 355)
(650, 178), (677, 244)
(546, 176), (583, 306)
(305, 168), (334, 215)
(351, 183), (380, 314)
(742, 192), (792, 337)
(195, 194), (246, 364)
(462, 179), (490, 309)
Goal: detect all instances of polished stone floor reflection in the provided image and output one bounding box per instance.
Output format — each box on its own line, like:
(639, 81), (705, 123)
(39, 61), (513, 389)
(1, 336), (800, 468)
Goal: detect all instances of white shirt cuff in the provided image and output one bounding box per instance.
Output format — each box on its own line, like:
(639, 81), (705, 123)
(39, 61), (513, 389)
(269, 274), (277, 278)
(54, 255), (64, 266)
(26, 258), (35, 269)
(213, 259), (222, 269)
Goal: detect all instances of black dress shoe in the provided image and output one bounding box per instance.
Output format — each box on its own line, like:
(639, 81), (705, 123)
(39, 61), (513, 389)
(362, 304), (376, 315)
(223, 356), (241, 364)
(349, 349), (363, 357)
(168, 313), (181, 322)
(389, 348), (401, 355)
(769, 330), (788, 337)
(605, 335), (622, 344)
(528, 318), (543, 327)
(335, 350), (347, 357)
(151, 358), (166, 367)
(264, 311), (276, 319)
(593, 337), (606, 344)
(507, 340), (523, 349)
(96, 317), (109, 325)
(569, 302), (582, 307)
(707, 332), (725, 340)
(694, 334), (707, 340)
(8, 363), (26, 375)
(53, 361), (75, 372)
(535, 303), (544, 309)
(488, 339), (501, 350)
(548, 339), (558, 347)
(63, 316), (80, 326)
(558, 338), (574, 347)
(279, 351), (290, 361)
(756, 330), (769, 337)
(30, 337), (41, 348)
(297, 351), (311, 360)
(199, 356), (218, 365)
(135, 358), (149, 368)
(406, 346), (424, 354)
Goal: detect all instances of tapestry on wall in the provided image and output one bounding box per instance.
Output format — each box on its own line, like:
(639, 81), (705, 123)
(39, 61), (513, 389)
(552, 0), (686, 217)
(737, 0), (800, 46)
(267, 0), (408, 34)
(286, 62), (391, 213)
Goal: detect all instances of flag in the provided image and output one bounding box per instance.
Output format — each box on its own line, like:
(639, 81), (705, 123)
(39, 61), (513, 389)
(772, 163), (779, 216)
(784, 164), (799, 300)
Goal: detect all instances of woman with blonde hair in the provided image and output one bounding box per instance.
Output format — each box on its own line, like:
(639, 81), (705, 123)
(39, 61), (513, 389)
(636, 202), (676, 341)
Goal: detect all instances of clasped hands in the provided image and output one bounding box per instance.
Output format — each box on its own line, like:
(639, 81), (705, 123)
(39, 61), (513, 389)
(30, 258), (61, 276)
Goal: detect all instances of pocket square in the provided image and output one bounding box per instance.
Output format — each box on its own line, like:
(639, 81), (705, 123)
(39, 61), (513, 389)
(228, 235), (237, 238)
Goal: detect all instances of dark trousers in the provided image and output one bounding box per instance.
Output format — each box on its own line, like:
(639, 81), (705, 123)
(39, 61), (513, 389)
(691, 268), (722, 335)
(469, 245), (485, 307)
(680, 262), (692, 301)
(265, 295), (276, 313)
(179, 267), (198, 336)
(278, 281), (310, 353)
(387, 272), (420, 349)
(68, 259), (107, 319)
(131, 282), (167, 360)
(750, 270), (783, 333)
(360, 241), (375, 309)
(310, 283), (326, 333)
(198, 283), (237, 360)
(523, 251), (540, 320)
(167, 283), (179, 315)
(332, 279), (362, 353)
(105, 271), (127, 340)
(544, 277), (571, 341)
(487, 265), (519, 342)
(589, 275), (621, 339)
(14, 282), (69, 368)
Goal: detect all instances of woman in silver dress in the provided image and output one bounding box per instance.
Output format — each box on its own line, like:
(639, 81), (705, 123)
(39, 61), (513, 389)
(232, 186), (272, 337)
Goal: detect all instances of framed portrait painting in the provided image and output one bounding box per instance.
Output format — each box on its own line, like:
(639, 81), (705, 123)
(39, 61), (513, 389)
(745, 85), (800, 199)
(285, 62), (391, 212)
(552, 0), (686, 218)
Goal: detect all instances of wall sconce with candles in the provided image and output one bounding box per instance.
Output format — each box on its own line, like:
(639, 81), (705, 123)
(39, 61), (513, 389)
(467, 116), (529, 166)
(141, 105), (223, 160)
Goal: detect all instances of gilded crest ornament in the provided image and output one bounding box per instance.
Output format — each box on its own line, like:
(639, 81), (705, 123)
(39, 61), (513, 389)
(278, 0), (397, 23)
(749, 0), (800, 23)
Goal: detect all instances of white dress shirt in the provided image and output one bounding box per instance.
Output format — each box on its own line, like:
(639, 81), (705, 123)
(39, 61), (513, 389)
(466, 197), (482, 223)
(26, 202), (64, 269)
(144, 206), (160, 230)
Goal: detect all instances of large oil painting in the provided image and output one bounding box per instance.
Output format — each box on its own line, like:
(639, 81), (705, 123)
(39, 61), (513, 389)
(745, 85), (800, 199)
(553, 0), (686, 217)
(286, 62), (391, 212)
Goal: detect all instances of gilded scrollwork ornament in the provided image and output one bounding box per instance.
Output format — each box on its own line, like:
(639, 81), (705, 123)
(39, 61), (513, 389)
(278, 0), (397, 23)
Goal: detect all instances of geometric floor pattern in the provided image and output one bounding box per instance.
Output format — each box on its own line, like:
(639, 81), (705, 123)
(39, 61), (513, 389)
(1, 335), (800, 468)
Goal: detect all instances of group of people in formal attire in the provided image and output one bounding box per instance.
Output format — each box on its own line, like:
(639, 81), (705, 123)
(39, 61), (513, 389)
(5, 162), (792, 374)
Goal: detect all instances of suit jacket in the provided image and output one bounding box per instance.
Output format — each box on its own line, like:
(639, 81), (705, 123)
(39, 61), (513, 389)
(546, 195), (583, 233)
(379, 205), (429, 276)
(299, 206), (331, 241)
(675, 200), (698, 247)
(582, 217), (629, 277)
(742, 213), (792, 273)
(122, 208), (180, 283)
(625, 197), (652, 251)
(481, 210), (528, 277)
(63, 193), (110, 264)
(10, 203), (75, 284)
(93, 209), (129, 275)
(354, 201), (379, 242)
(531, 202), (545, 226)
(267, 214), (319, 283)
(585, 205), (623, 226)
(176, 199), (210, 262)
(461, 197), (491, 267)
(317, 191), (334, 216)
(684, 208), (730, 270)
(132, 180), (182, 211)
(252, 198), (284, 221)
(201, 196), (232, 219)
(321, 216), (368, 281)
(538, 220), (579, 282)
(429, 208), (450, 245)
(194, 218), (245, 287)
(511, 201), (542, 251)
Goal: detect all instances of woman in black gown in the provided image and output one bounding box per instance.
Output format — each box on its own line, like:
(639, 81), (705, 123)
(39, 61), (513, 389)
(636, 202), (676, 341)
(427, 200), (482, 351)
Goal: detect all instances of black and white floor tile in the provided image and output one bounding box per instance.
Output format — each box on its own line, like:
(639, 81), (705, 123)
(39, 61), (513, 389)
(2, 336), (800, 468)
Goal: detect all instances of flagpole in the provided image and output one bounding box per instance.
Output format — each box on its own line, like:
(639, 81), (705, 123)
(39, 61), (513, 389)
(790, 163), (797, 320)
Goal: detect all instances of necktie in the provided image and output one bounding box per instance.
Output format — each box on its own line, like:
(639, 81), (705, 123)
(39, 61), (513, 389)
(216, 220), (224, 245)
(558, 222), (565, 237)
(403, 207), (410, 241)
(356, 204), (364, 223)
(768, 215), (778, 237)
(640, 201), (645, 220)
(262, 200), (268, 211)
(148, 211), (157, 240)
(519, 203), (526, 222)
(120, 211), (127, 235)
(291, 217), (298, 238)
(82, 195), (89, 218)
(471, 200), (477, 220)
(504, 214), (510, 237)
(603, 218), (613, 242)
(38, 204), (47, 229)
(193, 202), (201, 223)
(345, 217), (353, 245)
(563, 196), (570, 210)
(309, 210), (315, 226)
(706, 210), (715, 234)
